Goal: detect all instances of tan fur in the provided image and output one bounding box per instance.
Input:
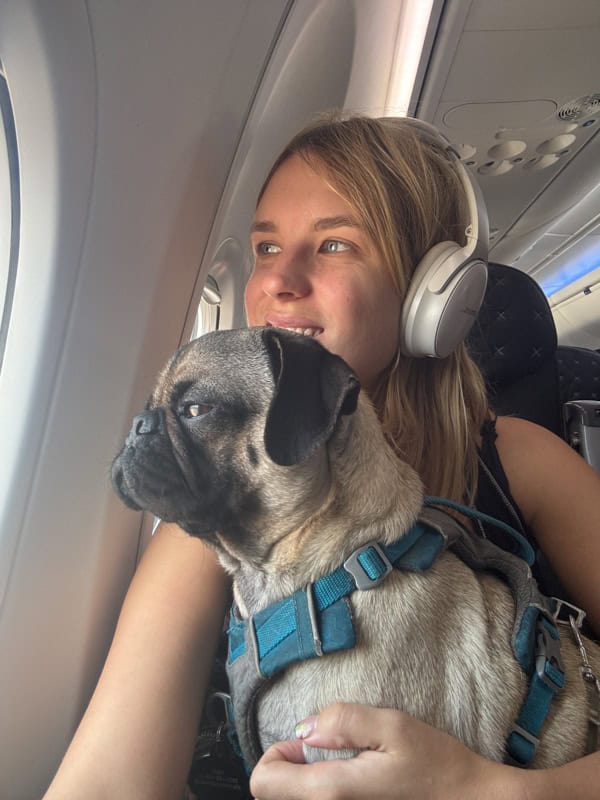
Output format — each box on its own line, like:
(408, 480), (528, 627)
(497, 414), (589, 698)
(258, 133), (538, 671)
(226, 395), (600, 767)
(113, 328), (600, 769)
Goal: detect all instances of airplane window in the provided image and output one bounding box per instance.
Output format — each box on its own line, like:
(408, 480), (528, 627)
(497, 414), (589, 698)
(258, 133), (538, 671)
(540, 241), (600, 297)
(0, 63), (19, 374)
(192, 274), (221, 339)
(144, 275), (224, 543)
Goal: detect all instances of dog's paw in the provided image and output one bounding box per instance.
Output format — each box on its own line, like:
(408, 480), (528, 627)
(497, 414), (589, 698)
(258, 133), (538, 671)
(302, 743), (362, 762)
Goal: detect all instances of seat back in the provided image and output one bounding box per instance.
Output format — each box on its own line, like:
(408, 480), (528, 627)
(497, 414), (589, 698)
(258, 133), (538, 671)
(556, 345), (600, 404)
(468, 263), (600, 473)
(467, 262), (562, 436)
(557, 345), (600, 471)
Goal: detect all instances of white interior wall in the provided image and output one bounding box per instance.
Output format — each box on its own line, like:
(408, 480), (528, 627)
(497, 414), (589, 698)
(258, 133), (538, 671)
(0, 1), (419, 796)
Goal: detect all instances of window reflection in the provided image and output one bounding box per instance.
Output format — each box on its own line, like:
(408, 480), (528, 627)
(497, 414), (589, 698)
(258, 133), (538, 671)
(0, 63), (20, 374)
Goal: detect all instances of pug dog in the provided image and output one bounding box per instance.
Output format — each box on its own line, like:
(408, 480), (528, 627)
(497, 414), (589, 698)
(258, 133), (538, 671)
(112, 326), (600, 770)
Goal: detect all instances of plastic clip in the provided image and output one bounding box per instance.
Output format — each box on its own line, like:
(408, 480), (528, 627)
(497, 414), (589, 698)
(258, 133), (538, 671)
(343, 542), (393, 590)
(535, 620), (565, 691)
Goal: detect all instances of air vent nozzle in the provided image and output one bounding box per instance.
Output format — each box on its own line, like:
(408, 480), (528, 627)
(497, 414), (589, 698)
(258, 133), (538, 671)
(557, 94), (600, 122)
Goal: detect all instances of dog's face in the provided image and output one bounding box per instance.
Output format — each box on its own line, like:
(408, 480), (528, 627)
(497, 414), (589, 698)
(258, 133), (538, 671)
(111, 327), (359, 563)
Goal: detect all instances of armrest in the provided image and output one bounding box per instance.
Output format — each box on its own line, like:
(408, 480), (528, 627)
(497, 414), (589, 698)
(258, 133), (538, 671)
(563, 400), (600, 473)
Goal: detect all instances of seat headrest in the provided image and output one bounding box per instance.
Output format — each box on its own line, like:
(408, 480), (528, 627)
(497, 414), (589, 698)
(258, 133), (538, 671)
(468, 263), (557, 391)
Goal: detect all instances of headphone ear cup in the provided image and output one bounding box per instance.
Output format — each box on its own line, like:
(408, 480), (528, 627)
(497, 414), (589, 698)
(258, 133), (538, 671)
(401, 242), (487, 358)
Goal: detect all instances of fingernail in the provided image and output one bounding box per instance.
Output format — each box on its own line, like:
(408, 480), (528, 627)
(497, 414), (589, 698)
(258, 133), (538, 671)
(295, 716), (317, 740)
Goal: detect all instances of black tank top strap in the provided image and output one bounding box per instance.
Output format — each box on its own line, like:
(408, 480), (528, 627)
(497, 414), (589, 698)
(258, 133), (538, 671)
(475, 416), (573, 605)
(476, 417), (528, 543)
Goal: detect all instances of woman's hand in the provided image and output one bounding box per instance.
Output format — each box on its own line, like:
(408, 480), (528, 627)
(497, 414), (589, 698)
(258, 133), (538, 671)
(250, 703), (520, 800)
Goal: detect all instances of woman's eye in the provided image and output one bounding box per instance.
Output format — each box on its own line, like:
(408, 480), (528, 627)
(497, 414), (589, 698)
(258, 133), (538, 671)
(183, 402), (213, 419)
(320, 239), (351, 253)
(256, 242), (281, 255)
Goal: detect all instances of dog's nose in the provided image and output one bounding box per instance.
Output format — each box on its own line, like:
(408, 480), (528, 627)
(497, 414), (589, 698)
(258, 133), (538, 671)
(130, 409), (165, 437)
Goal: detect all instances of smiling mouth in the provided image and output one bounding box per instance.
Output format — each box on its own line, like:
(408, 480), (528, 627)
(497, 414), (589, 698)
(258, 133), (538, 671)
(266, 322), (323, 338)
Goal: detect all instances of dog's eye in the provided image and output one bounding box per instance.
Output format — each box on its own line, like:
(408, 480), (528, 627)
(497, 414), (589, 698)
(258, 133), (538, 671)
(182, 402), (213, 419)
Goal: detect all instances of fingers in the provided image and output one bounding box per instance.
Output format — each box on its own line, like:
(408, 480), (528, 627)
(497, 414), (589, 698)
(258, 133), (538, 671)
(296, 702), (404, 752)
(250, 743), (365, 800)
(250, 704), (502, 800)
(250, 704), (405, 800)
(250, 739), (309, 800)
(259, 739), (307, 765)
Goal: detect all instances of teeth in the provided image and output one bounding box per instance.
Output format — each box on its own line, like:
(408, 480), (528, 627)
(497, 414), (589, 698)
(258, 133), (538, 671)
(276, 326), (320, 337)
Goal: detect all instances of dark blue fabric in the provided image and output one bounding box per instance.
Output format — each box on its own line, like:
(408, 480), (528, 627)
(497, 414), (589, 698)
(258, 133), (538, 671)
(358, 547), (387, 579)
(467, 262), (561, 435)
(507, 669), (563, 765)
(507, 616), (565, 765)
(425, 496), (534, 565)
(259, 597), (355, 678)
(228, 616), (246, 664)
(227, 521), (444, 674)
(513, 605), (538, 674)
(293, 589), (321, 662)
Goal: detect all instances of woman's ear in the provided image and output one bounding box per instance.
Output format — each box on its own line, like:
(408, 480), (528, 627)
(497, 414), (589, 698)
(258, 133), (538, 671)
(262, 328), (360, 466)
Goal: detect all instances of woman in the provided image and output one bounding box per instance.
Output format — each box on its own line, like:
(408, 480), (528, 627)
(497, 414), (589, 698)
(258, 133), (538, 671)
(44, 116), (600, 800)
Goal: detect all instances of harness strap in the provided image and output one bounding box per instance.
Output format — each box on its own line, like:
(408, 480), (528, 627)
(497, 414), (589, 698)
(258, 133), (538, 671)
(228, 518), (447, 678)
(227, 502), (566, 770)
(506, 616), (565, 765)
(425, 500), (565, 767)
(423, 496), (535, 565)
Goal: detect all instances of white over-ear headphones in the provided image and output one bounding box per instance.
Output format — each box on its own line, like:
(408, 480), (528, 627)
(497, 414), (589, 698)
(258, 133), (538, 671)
(399, 119), (489, 359)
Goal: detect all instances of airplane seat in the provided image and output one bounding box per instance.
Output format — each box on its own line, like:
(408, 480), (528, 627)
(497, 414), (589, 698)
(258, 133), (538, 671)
(467, 262), (600, 472)
(556, 345), (600, 472)
(467, 261), (562, 436)
(556, 344), (600, 403)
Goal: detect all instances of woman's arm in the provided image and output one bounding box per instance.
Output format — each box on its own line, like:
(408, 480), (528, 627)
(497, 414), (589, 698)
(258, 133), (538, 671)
(43, 521), (230, 800)
(495, 415), (600, 637)
(250, 704), (600, 800)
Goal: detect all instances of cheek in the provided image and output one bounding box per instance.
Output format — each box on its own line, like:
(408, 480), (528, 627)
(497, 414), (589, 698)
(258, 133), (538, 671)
(244, 274), (260, 324)
(349, 290), (401, 383)
(377, 296), (402, 356)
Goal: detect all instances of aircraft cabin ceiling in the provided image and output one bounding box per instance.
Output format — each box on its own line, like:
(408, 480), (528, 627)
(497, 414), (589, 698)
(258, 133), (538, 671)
(414, 0), (600, 347)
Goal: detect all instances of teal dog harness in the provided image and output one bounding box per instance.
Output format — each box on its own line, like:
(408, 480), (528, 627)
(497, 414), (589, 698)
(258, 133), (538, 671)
(226, 499), (565, 769)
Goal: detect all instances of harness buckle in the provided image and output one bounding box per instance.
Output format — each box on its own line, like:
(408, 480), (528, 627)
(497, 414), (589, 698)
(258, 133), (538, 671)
(305, 583), (324, 657)
(535, 619), (565, 692)
(551, 597), (587, 630)
(505, 724), (540, 767)
(343, 542), (393, 590)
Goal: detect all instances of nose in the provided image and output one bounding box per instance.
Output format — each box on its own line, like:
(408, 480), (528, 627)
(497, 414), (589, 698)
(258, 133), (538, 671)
(253, 252), (312, 301)
(128, 409), (165, 441)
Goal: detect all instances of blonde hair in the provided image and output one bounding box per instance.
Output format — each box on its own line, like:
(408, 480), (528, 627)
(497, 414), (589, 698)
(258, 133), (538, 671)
(259, 114), (489, 502)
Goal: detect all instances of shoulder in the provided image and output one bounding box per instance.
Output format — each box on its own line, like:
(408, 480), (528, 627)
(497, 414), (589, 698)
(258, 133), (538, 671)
(493, 414), (600, 523)
(494, 416), (600, 635)
(495, 414), (570, 456)
(494, 414), (597, 488)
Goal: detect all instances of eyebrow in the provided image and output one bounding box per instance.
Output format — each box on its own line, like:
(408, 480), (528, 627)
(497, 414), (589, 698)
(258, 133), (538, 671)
(314, 215), (362, 231)
(170, 380), (195, 405)
(250, 215), (362, 234)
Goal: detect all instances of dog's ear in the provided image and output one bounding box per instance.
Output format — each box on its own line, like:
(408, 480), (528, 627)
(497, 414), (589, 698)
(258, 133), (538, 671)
(262, 328), (360, 466)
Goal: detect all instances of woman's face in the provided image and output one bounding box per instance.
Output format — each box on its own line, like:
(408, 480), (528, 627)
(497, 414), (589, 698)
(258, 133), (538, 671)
(244, 155), (402, 391)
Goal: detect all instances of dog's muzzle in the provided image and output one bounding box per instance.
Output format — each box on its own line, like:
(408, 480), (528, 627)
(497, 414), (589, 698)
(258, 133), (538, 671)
(127, 408), (166, 441)
(112, 408), (173, 511)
